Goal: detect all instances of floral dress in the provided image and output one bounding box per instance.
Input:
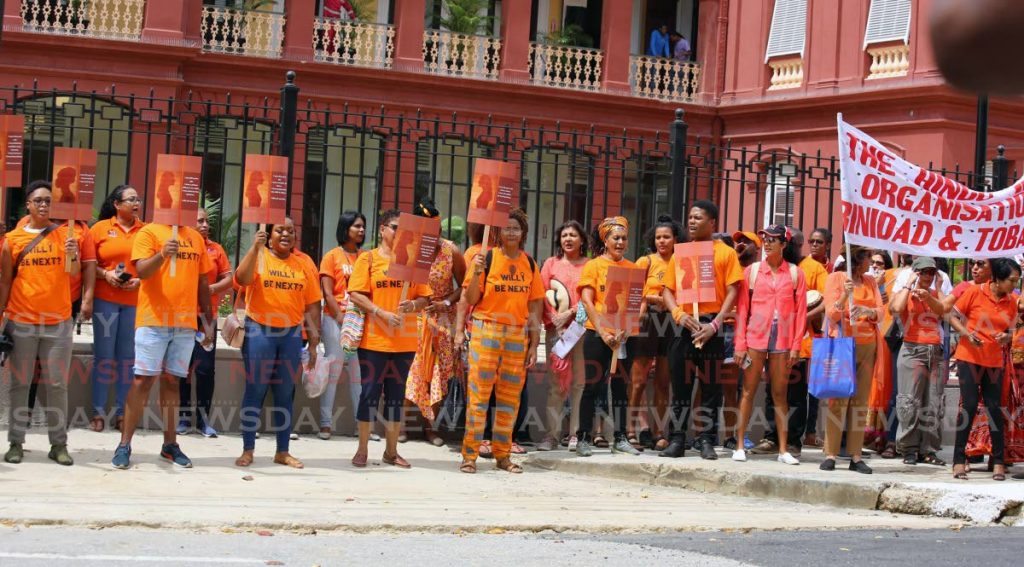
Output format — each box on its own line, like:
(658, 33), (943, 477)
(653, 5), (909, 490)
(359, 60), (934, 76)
(406, 239), (461, 420)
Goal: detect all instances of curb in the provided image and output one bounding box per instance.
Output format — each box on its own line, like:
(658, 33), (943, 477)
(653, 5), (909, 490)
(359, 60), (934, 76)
(524, 455), (1024, 524)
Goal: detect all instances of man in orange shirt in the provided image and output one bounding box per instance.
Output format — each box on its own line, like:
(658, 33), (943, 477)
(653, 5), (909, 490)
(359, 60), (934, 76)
(112, 222), (214, 470)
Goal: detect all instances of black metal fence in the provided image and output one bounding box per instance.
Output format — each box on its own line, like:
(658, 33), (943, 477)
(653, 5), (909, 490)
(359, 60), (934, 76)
(0, 71), (1015, 277)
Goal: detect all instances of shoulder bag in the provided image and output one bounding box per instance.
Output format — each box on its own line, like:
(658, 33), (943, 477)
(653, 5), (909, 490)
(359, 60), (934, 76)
(808, 316), (857, 399)
(340, 251), (371, 354)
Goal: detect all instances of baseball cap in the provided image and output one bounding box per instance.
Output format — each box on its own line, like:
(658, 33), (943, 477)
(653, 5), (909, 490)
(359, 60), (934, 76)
(757, 224), (791, 242)
(731, 231), (762, 248)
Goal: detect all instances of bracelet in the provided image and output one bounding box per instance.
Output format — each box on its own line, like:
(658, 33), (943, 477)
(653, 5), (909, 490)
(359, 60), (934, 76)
(710, 319), (720, 332)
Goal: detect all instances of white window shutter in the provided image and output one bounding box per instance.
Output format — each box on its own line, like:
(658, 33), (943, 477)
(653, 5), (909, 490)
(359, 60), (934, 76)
(765, 0), (808, 62)
(864, 0), (912, 48)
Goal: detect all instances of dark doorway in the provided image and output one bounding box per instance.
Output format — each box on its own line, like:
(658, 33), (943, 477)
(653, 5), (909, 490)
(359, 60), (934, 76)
(644, 0), (677, 50)
(564, 0), (603, 47)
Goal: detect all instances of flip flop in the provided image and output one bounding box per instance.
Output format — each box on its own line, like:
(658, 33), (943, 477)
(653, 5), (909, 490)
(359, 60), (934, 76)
(235, 451), (254, 467)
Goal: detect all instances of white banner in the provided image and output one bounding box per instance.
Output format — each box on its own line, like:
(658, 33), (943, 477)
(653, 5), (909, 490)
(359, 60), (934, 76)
(838, 114), (1024, 259)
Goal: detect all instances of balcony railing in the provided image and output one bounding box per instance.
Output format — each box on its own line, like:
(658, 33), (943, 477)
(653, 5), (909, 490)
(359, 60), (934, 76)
(201, 5), (285, 59)
(866, 44), (910, 80)
(20, 0), (145, 41)
(767, 57), (803, 90)
(313, 18), (395, 69)
(630, 56), (701, 103)
(528, 43), (604, 91)
(422, 29), (501, 80)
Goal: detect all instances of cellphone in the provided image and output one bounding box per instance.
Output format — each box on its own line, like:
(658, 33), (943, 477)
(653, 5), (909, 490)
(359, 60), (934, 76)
(117, 271), (131, 283)
(741, 354), (752, 369)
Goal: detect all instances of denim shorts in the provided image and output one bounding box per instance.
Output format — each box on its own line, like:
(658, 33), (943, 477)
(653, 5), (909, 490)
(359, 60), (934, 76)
(134, 326), (195, 378)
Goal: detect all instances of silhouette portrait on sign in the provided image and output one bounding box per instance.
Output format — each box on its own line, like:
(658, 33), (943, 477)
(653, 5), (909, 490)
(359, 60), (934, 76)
(678, 256), (699, 291)
(605, 279), (625, 320)
(245, 170), (265, 208)
(54, 166), (77, 203)
(157, 170), (176, 209)
(474, 174), (495, 209)
(394, 228), (414, 266)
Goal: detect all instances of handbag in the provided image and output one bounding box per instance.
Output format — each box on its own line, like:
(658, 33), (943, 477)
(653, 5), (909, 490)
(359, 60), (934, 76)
(438, 373), (466, 432)
(883, 316), (904, 354)
(809, 317), (857, 399)
(302, 345), (333, 398)
(220, 289), (248, 348)
(339, 251), (372, 354)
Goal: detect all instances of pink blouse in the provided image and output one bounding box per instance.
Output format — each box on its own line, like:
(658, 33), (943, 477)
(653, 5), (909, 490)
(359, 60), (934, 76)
(735, 261), (808, 353)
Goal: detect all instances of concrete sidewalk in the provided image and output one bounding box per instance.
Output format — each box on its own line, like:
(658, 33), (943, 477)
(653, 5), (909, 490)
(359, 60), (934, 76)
(525, 445), (1024, 525)
(0, 429), (962, 534)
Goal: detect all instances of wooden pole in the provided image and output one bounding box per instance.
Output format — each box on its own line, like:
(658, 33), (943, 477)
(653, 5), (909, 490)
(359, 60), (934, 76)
(481, 225), (491, 254)
(64, 219), (74, 273)
(257, 223), (266, 275)
(170, 225), (178, 277)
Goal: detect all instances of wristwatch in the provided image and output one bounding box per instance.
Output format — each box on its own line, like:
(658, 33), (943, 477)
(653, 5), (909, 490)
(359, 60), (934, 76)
(442, 299), (452, 307)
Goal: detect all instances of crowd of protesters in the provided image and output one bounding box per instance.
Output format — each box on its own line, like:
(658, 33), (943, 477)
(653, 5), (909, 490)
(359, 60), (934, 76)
(2, 183), (1023, 480)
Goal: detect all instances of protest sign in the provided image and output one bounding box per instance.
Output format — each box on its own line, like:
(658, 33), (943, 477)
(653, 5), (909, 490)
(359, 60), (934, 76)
(838, 115), (1024, 258)
(50, 147), (97, 223)
(468, 158), (520, 252)
(152, 154), (202, 276)
(1, 115), (25, 216)
(242, 154), (288, 226)
(673, 241), (716, 306)
(603, 265), (645, 374)
(386, 213), (441, 288)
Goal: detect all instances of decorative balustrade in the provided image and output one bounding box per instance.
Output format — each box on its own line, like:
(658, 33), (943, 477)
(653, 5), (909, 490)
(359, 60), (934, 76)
(20, 0), (145, 40)
(422, 29), (501, 80)
(630, 55), (701, 102)
(767, 57), (804, 90)
(528, 43), (604, 91)
(313, 18), (395, 69)
(201, 5), (285, 59)
(866, 44), (910, 80)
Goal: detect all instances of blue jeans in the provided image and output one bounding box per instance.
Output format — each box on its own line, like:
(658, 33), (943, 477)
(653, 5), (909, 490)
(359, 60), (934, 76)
(90, 298), (136, 418)
(240, 319), (302, 452)
(319, 315), (362, 428)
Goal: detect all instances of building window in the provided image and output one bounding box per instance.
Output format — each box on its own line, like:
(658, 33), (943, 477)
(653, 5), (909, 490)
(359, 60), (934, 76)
(763, 162), (797, 227)
(415, 137), (492, 243)
(764, 0), (807, 62)
(521, 147), (592, 263)
(864, 0), (912, 47)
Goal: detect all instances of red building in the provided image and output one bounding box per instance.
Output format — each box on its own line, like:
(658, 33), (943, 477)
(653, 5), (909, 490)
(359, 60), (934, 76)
(1, 0), (1019, 264)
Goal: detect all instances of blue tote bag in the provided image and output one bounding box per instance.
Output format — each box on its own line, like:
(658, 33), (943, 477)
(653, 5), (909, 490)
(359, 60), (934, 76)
(809, 317), (857, 399)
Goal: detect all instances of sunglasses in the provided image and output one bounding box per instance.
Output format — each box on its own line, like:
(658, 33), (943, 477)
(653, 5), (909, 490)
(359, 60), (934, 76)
(387, 223), (399, 231)
(871, 260), (886, 266)
(762, 236), (783, 244)
(808, 239), (826, 245)
(918, 268), (937, 275)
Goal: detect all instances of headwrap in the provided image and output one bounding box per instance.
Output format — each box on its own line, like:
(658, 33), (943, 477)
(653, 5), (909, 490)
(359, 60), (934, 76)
(598, 216), (629, 242)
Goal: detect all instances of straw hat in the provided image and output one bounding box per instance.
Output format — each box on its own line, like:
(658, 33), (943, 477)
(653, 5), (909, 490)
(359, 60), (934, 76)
(806, 290), (823, 310)
(546, 278), (571, 313)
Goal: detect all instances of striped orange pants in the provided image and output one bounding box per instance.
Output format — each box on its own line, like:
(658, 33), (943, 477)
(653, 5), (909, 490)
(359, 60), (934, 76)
(461, 319), (528, 462)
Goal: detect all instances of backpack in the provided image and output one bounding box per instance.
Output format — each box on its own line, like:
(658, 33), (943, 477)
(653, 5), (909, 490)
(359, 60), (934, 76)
(479, 248), (537, 299)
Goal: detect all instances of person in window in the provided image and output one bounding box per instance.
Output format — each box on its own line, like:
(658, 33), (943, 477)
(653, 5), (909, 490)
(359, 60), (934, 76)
(732, 225), (807, 465)
(670, 31), (691, 62)
(648, 24), (670, 57)
(234, 218), (321, 469)
(949, 257), (1020, 481)
(0, 181), (82, 466)
(88, 185), (143, 433)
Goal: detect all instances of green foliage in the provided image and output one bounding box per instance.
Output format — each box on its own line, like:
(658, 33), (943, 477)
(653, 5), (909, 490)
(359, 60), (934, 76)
(439, 0), (493, 36)
(348, 0), (377, 21)
(201, 191), (239, 260)
(538, 24), (594, 48)
(233, 0), (276, 12)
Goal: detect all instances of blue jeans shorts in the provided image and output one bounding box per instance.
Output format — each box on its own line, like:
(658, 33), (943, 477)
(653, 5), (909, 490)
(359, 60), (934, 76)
(134, 326), (195, 378)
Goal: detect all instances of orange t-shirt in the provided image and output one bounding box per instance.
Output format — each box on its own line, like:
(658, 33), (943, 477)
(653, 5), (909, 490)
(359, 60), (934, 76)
(954, 283), (1018, 368)
(799, 255), (829, 358)
(464, 248), (545, 326)
(319, 247), (362, 307)
(90, 217), (144, 306)
(18, 217), (96, 302)
(577, 255), (637, 332)
(901, 289), (942, 346)
(824, 272), (884, 345)
(132, 224), (213, 330)
(4, 225), (79, 324)
(204, 239), (231, 310)
(347, 248), (432, 353)
(635, 253), (673, 300)
(663, 239), (744, 315)
(243, 248), (322, 328)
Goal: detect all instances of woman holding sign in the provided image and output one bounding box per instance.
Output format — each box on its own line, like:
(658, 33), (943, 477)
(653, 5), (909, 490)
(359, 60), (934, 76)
(574, 217), (643, 458)
(459, 208), (543, 473)
(821, 245), (884, 474)
(347, 209), (433, 469)
(234, 218), (322, 469)
(0, 181), (81, 466)
(732, 225), (807, 465)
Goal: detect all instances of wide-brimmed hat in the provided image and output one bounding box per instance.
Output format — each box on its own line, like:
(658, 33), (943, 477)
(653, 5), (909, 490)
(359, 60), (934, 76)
(806, 290), (823, 309)
(546, 278), (571, 313)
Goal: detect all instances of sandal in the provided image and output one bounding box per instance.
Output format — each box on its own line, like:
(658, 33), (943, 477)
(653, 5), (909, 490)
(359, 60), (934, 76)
(653, 436), (669, 451)
(994, 464), (1007, 481)
(626, 433), (643, 449)
(496, 457), (523, 474)
(918, 453), (947, 467)
(880, 442), (897, 459)
(90, 416), (105, 433)
(510, 442), (526, 455)
(382, 451), (411, 469)
(114, 416), (124, 431)
(459, 460), (477, 474)
(235, 451), (254, 467)
(351, 451), (368, 468)
(952, 464), (968, 480)
(273, 452), (304, 469)
(593, 435), (609, 449)
(479, 440), (493, 459)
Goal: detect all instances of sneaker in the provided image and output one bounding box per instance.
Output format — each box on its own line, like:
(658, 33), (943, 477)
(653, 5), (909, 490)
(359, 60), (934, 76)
(849, 460), (873, 474)
(576, 439), (593, 457)
(723, 437), (738, 450)
(160, 443), (193, 468)
(732, 448), (747, 462)
(48, 444), (73, 466)
(254, 431), (261, 439)
(750, 438), (778, 455)
(611, 438), (641, 456)
(560, 434), (570, 448)
(567, 435), (578, 451)
(819, 458), (836, 471)
(176, 418), (190, 435)
(318, 427), (332, 440)
(536, 436), (557, 452)
(199, 424), (218, 438)
(369, 433), (382, 442)
(4, 443), (23, 464)
(743, 435), (754, 450)
(290, 432), (299, 441)
(778, 452), (800, 465)
(111, 444), (132, 470)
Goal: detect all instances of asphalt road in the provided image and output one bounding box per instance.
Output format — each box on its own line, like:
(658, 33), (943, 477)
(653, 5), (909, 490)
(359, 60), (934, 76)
(0, 526), (1017, 566)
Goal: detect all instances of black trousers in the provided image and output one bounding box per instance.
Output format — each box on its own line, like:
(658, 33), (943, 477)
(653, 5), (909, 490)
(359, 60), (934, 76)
(953, 361), (1005, 466)
(180, 322), (217, 427)
(666, 316), (725, 444)
(576, 329), (629, 442)
(764, 359), (808, 447)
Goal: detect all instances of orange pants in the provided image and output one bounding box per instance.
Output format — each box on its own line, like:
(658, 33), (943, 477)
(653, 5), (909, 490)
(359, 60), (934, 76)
(461, 320), (528, 462)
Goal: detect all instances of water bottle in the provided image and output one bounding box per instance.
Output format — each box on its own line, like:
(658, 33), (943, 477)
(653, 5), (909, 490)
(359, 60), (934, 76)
(195, 331), (214, 352)
(301, 345), (310, 366)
